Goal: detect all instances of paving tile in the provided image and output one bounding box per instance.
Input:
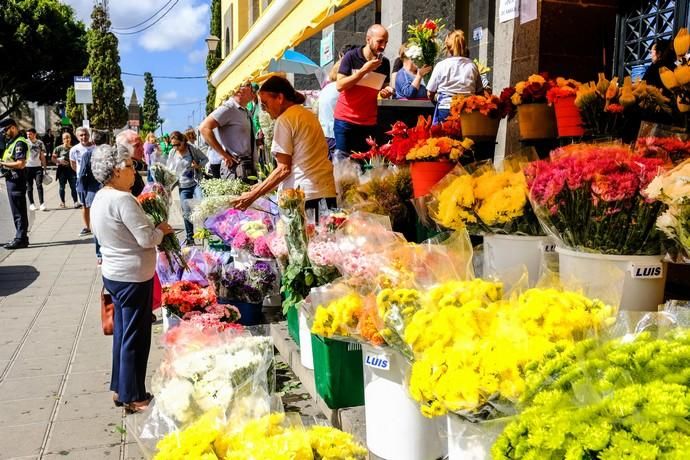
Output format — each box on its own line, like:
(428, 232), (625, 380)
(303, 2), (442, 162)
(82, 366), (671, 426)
(62, 371), (112, 397)
(70, 351), (111, 373)
(0, 397), (55, 426)
(46, 415), (123, 452)
(0, 342), (18, 360)
(54, 392), (119, 422)
(18, 341), (72, 359)
(0, 422), (47, 458)
(44, 445), (120, 459)
(0, 374), (62, 401)
(6, 354), (69, 379)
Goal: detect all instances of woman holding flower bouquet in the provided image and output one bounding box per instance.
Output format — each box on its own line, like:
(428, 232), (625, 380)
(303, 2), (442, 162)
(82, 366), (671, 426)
(394, 44), (432, 100)
(90, 145), (174, 413)
(427, 29), (483, 123)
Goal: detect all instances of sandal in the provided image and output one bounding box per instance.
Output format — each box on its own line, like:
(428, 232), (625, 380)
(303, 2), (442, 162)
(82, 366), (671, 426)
(59, 203), (66, 209)
(123, 393), (154, 414)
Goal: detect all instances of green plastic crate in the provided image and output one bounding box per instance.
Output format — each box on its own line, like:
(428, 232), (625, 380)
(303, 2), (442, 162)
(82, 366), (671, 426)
(286, 306), (300, 347)
(311, 335), (364, 409)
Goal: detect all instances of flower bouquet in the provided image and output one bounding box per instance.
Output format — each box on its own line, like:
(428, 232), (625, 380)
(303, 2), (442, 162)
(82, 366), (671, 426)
(501, 73), (558, 139)
(406, 18), (445, 71)
(220, 260), (276, 304)
(161, 280), (216, 317)
(154, 411), (367, 460)
(575, 73), (671, 140)
(181, 304), (242, 332)
(137, 191), (187, 269)
(230, 219), (272, 258)
(199, 178), (250, 197)
(493, 328), (690, 459)
(634, 132), (690, 165)
(526, 143), (668, 254)
(659, 28), (690, 112)
(645, 159), (690, 262)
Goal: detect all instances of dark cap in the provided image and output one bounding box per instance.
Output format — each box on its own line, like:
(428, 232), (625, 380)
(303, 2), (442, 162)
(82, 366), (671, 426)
(259, 76), (306, 104)
(0, 118), (18, 133)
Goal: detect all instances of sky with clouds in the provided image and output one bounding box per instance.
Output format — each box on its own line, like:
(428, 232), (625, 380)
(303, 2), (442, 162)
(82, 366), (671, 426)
(62, 0), (211, 134)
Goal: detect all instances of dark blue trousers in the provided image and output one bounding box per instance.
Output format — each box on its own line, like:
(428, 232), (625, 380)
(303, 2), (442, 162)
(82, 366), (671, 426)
(103, 277), (153, 403)
(6, 179), (28, 241)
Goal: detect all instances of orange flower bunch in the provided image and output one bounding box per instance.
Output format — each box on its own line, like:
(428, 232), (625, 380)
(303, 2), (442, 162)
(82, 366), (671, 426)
(406, 136), (474, 161)
(449, 94), (504, 119)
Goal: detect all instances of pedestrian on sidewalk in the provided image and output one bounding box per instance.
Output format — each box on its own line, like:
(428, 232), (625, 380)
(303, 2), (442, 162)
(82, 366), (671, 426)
(166, 130), (208, 245)
(90, 144), (174, 413)
(0, 118), (30, 249)
(52, 132), (79, 208)
(115, 130), (146, 197)
(69, 127), (96, 237)
(25, 128), (47, 211)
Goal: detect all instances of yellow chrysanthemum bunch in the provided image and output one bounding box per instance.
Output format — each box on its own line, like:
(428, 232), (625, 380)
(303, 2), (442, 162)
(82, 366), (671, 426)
(405, 287), (614, 418)
(156, 412), (368, 460)
(405, 136), (474, 161)
(311, 293), (364, 338)
(431, 168), (532, 232)
(375, 288), (423, 358)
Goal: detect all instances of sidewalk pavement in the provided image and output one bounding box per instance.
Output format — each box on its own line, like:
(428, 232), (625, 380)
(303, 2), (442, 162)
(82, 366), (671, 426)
(0, 178), (167, 460)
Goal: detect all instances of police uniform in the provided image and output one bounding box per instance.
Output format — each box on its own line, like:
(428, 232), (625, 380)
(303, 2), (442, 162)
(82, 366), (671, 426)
(1, 128), (29, 247)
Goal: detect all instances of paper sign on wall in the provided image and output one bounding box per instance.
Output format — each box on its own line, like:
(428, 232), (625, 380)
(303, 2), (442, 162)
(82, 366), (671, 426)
(499, 0), (519, 23)
(520, 0), (538, 24)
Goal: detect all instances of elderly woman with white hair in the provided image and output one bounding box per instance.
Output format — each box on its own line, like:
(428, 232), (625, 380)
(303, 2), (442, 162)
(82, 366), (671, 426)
(90, 145), (173, 413)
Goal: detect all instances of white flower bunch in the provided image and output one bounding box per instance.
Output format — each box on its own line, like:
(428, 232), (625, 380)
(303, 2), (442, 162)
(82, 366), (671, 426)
(200, 178), (250, 197)
(151, 335), (274, 425)
(190, 195), (236, 224)
(406, 44), (423, 63)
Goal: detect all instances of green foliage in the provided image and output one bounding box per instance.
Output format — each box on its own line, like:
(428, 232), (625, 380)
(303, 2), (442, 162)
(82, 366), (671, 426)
(492, 330), (690, 459)
(0, 0), (88, 119)
(65, 86), (83, 126)
(206, 0), (222, 114)
(142, 72), (160, 134)
(83, 4), (128, 130)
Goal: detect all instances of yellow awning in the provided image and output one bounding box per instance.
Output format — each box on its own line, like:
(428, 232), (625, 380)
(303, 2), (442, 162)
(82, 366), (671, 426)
(213, 0), (372, 105)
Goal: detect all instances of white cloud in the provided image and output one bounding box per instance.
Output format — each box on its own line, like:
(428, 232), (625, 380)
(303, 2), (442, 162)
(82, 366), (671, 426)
(139, 4), (209, 52)
(187, 47), (208, 64)
(161, 90), (178, 101)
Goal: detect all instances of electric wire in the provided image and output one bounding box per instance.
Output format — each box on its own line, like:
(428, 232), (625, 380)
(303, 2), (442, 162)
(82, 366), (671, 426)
(110, 0), (175, 30)
(112, 0), (180, 35)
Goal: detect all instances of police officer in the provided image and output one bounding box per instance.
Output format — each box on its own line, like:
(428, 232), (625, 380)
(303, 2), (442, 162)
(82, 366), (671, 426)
(0, 118), (30, 249)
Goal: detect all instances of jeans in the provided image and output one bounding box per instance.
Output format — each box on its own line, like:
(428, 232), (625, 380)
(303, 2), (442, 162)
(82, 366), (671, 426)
(179, 184), (202, 241)
(305, 197), (337, 223)
(433, 107), (451, 125)
(103, 277), (153, 403)
(6, 179), (28, 241)
(56, 166), (78, 204)
(25, 166), (44, 205)
(333, 119), (377, 156)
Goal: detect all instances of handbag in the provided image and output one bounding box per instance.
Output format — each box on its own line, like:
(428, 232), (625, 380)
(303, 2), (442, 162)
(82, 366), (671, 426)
(42, 171), (54, 185)
(101, 287), (114, 335)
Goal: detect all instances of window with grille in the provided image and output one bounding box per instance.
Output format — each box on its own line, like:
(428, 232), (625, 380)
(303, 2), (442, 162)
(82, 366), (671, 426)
(617, 0), (688, 76)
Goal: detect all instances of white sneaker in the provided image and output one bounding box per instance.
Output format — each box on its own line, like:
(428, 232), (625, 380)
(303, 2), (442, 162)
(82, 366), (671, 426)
(29, 204), (36, 211)
(39, 203), (47, 211)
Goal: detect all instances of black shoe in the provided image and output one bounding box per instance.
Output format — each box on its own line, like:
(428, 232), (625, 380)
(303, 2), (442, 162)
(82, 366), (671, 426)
(4, 239), (28, 250)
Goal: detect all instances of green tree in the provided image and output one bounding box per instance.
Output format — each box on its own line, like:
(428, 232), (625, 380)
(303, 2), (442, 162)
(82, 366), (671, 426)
(206, 0), (222, 114)
(142, 72), (160, 133)
(0, 0), (88, 119)
(84, 3), (128, 131)
(65, 86), (83, 126)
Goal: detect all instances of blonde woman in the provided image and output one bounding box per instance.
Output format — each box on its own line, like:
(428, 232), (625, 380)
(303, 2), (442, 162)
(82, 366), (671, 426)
(427, 29), (483, 123)
(143, 132), (160, 182)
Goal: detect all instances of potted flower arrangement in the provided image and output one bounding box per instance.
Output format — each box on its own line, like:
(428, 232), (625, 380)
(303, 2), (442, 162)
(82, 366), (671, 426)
(406, 136), (474, 198)
(218, 260), (276, 325)
(525, 142), (670, 310)
(448, 93), (509, 141)
(546, 77), (584, 137)
(500, 73), (557, 139)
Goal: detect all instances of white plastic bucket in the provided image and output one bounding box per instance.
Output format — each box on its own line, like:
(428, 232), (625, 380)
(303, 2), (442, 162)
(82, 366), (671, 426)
(557, 247), (666, 311)
(483, 234), (555, 286)
(362, 344), (447, 460)
(298, 310), (314, 369)
(447, 413), (509, 460)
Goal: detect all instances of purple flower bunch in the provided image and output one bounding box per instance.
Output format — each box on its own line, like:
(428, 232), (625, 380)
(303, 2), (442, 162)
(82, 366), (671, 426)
(220, 261), (277, 303)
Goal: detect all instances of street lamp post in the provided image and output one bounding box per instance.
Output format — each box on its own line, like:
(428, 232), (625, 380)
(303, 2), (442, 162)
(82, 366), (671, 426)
(205, 35), (220, 55)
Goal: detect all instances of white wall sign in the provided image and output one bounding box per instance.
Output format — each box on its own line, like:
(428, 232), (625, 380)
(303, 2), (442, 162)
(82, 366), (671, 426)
(499, 0), (519, 23)
(320, 30), (334, 67)
(74, 76), (93, 104)
(472, 26), (483, 41)
(520, 0), (538, 24)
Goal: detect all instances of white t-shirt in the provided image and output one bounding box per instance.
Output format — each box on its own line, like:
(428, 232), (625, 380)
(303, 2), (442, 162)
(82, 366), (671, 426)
(26, 139), (46, 168)
(317, 82), (339, 139)
(90, 188), (164, 283)
(69, 143), (95, 172)
(272, 104), (336, 201)
(427, 56), (481, 109)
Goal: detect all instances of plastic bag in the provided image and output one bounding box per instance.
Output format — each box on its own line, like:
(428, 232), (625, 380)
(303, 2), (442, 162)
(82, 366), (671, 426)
(634, 120), (690, 165)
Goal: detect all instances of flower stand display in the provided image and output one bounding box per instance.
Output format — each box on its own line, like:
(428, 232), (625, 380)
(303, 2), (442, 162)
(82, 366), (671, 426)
(298, 310), (314, 369)
(460, 112), (500, 141)
(362, 344), (447, 460)
(517, 103), (557, 140)
(409, 161), (455, 198)
(287, 305), (300, 346)
(311, 334), (364, 409)
(483, 234), (555, 286)
(552, 94), (584, 137)
(557, 247), (667, 311)
(447, 414), (509, 460)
